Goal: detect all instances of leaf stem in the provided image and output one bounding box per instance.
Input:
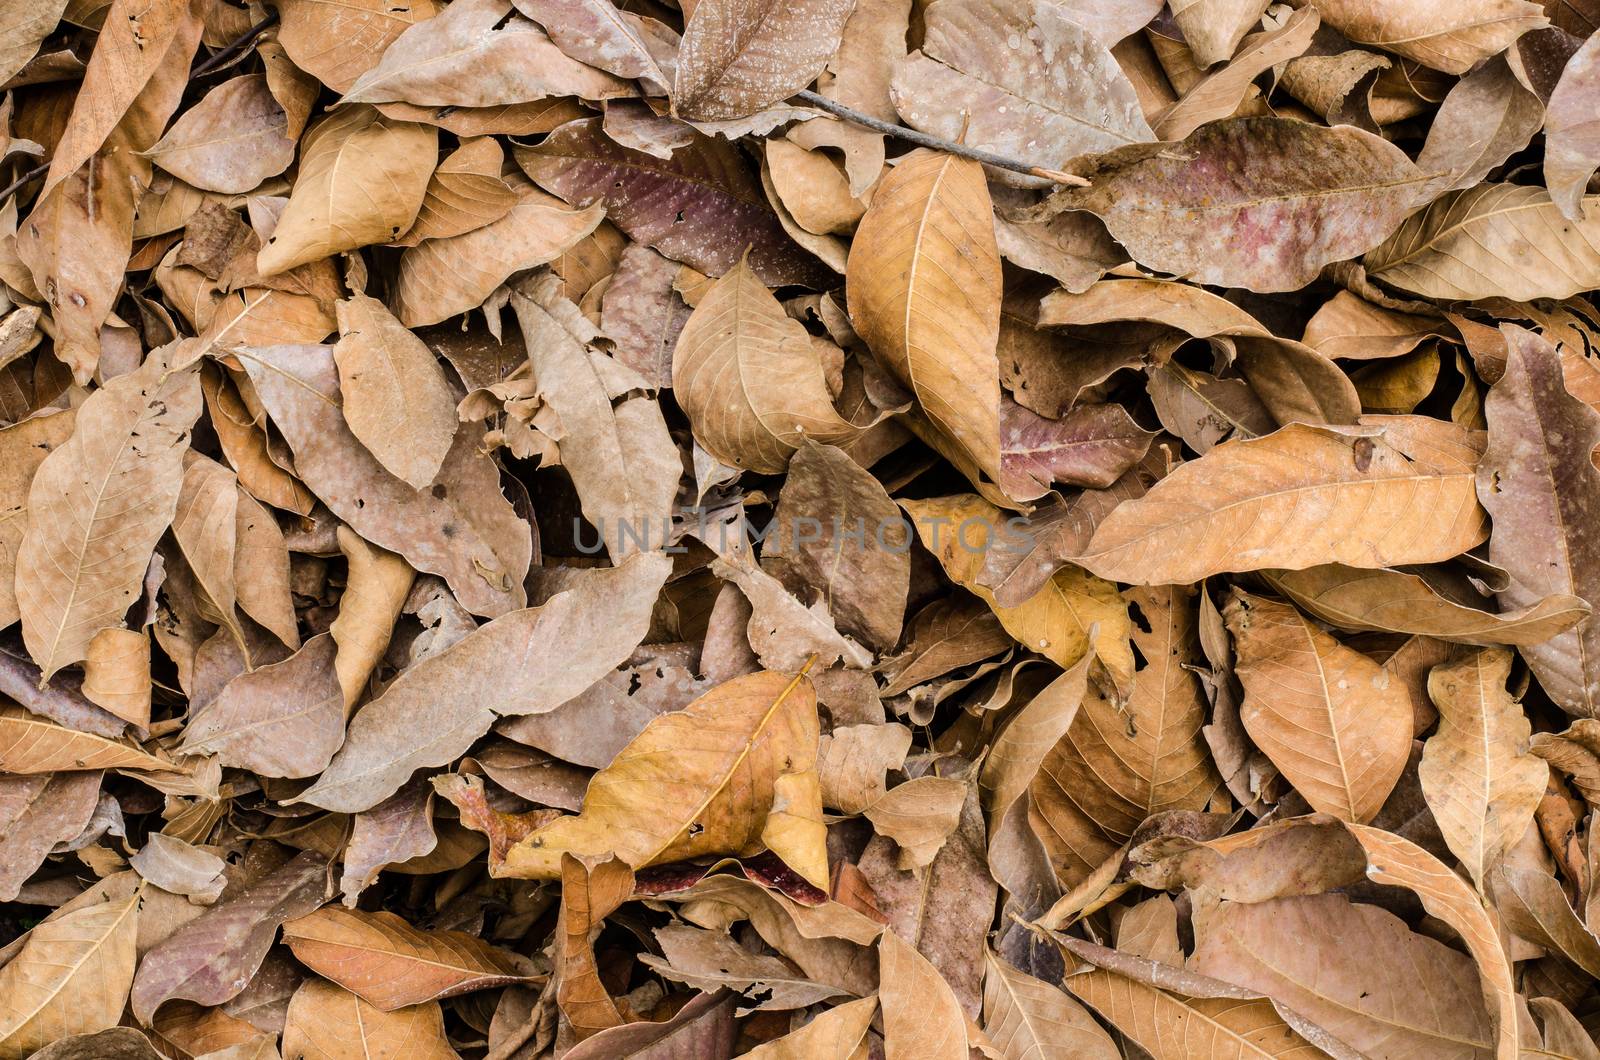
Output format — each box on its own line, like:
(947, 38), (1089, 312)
(792, 90), (1090, 186)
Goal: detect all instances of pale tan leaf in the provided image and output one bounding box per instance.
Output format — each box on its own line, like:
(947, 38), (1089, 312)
(0, 893), (138, 1058)
(1170, 0), (1273, 66)
(0, 408), (76, 631)
(256, 106), (435, 276)
(15, 351), (202, 680)
(393, 136), (517, 246)
(504, 668), (829, 889)
(301, 555), (669, 812)
(232, 487), (299, 650)
(673, 0), (854, 120)
(743, 996), (877, 1059)
(1546, 32), (1600, 219)
(342, 0), (629, 106)
(1419, 648), (1548, 889)
(879, 929), (968, 1060)
(674, 254), (860, 473)
(333, 292), (457, 490)
(145, 74), (295, 194)
(864, 775), (967, 869)
(0, 707), (179, 773)
(982, 948), (1119, 1060)
(554, 854), (632, 1038)
(1364, 185), (1600, 301)
(0, 0), (70, 87)
(1264, 565), (1590, 647)
(281, 978), (457, 1059)
(1075, 420), (1488, 585)
(329, 526), (414, 709)
(1224, 590), (1411, 822)
(847, 149), (1002, 489)
(274, 0), (441, 93)
(180, 634), (345, 778)
(81, 628), (152, 728)
(395, 186), (604, 327)
(1189, 893), (1495, 1059)
(282, 907), (533, 1010)
(1312, 0), (1547, 74)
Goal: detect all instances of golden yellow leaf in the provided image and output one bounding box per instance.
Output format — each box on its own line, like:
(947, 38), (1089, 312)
(503, 668), (829, 890)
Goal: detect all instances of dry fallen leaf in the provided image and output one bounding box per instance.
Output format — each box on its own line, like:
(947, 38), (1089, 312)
(3, 2), (1600, 1054)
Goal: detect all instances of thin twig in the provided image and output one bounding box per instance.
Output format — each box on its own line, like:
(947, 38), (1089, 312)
(191, 10), (280, 77)
(793, 90), (1091, 186)
(0, 161), (47, 202)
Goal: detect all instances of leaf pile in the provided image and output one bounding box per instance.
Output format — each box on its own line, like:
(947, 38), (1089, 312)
(4, 0), (1600, 1057)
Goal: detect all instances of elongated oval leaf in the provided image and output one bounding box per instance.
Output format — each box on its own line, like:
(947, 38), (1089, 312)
(1075, 420), (1488, 585)
(282, 907), (533, 1009)
(848, 149), (1003, 488)
(674, 0), (855, 120)
(0, 893), (138, 1057)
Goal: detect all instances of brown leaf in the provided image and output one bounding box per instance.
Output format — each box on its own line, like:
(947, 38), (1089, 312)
(982, 947), (1119, 1060)
(301, 554), (669, 811)
(1188, 893), (1495, 1058)
(1313, 0), (1547, 74)
(674, 255), (861, 473)
(1365, 184), (1600, 301)
(1075, 420), (1488, 585)
(0, 892), (138, 1057)
(342, 0), (630, 107)
(503, 668), (829, 888)
(145, 74), (295, 194)
(392, 135), (518, 246)
(394, 183), (604, 327)
(256, 106), (435, 275)
(238, 342), (531, 617)
(517, 117), (831, 287)
(1224, 590), (1411, 822)
(129, 851), (330, 1024)
(1477, 325), (1600, 715)
(329, 526), (414, 710)
(1265, 564), (1590, 646)
(848, 149), (1002, 487)
(743, 996), (876, 1059)
(879, 928), (969, 1060)
(283, 907), (533, 1009)
(0, 707), (179, 774)
(1419, 648), (1549, 888)
(181, 634), (345, 779)
(333, 292), (458, 490)
(275, 0), (441, 93)
(674, 0), (854, 120)
(1546, 31), (1600, 218)
(281, 979), (457, 1060)
(889, 0), (1153, 185)
(15, 351), (201, 681)
(0, 408), (75, 631)
(1045, 117), (1426, 292)
(0, 771), (101, 901)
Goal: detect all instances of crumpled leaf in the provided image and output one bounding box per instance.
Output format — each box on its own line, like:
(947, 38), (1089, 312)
(502, 668), (829, 889)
